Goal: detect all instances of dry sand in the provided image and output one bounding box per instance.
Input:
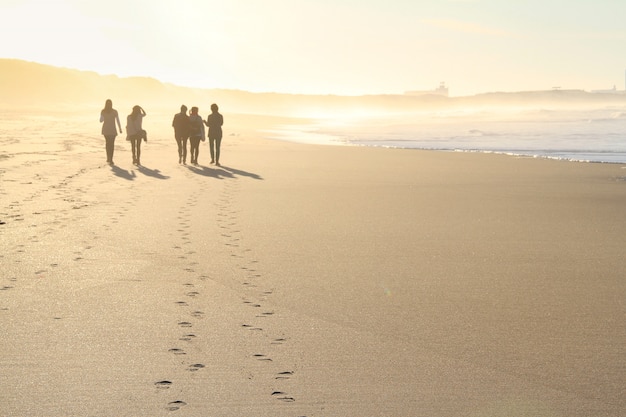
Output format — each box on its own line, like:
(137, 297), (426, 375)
(1, 110), (625, 417)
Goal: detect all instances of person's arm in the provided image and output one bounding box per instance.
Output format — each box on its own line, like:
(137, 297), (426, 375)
(99, 112), (104, 123)
(140, 107), (146, 116)
(116, 113), (122, 133)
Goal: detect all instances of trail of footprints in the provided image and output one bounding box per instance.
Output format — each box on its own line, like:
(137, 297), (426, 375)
(1, 163), (137, 314)
(219, 181), (298, 404)
(218, 182), (297, 402)
(154, 191), (205, 413)
(157, 177), (301, 413)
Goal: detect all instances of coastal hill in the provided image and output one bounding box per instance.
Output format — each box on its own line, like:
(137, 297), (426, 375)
(2, 58), (626, 116)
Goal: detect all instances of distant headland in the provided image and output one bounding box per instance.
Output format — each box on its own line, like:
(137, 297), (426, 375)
(2, 59), (626, 116)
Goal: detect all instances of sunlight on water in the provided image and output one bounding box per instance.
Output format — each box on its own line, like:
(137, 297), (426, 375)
(267, 106), (626, 163)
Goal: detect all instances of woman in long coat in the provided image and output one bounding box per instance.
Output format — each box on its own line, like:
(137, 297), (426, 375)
(99, 99), (122, 165)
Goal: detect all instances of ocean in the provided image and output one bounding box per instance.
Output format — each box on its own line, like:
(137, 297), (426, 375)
(267, 105), (626, 164)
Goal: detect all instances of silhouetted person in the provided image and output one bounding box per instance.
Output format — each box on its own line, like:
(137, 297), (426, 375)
(99, 99), (122, 165)
(172, 105), (190, 164)
(204, 103), (224, 166)
(188, 106), (205, 165)
(126, 105), (147, 165)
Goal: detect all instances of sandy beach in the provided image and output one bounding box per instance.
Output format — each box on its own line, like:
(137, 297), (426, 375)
(1, 110), (625, 417)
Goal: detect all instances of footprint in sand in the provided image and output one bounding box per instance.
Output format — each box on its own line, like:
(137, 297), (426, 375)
(168, 348), (186, 355)
(175, 301), (189, 306)
(155, 380), (172, 389)
(253, 354), (272, 361)
(179, 333), (196, 341)
(178, 321), (193, 328)
(166, 400), (187, 411)
(243, 301), (261, 308)
(271, 392), (295, 402)
(187, 363), (205, 372)
(190, 310), (204, 318)
(276, 371), (294, 380)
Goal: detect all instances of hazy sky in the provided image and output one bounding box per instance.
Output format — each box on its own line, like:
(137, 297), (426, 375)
(2, 0), (625, 96)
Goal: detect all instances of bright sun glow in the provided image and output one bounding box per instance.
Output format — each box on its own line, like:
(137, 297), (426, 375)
(1, 0), (625, 96)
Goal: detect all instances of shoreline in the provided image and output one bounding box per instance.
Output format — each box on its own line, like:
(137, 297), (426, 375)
(264, 125), (626, 165)
(259, 108), (626, 164)
(263, 133), (626, 165)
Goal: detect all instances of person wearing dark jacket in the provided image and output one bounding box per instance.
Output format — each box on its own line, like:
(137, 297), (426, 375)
(172, 105), (189, 164)
(204, 103), (224, 166)
(188, 106), (205, 165)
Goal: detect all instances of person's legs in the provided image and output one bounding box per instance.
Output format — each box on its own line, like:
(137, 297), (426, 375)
(105, 136), (115, 163)
(182, 137), (188, 164)
(176, 137), (183, 163)
(194, 137), (200, 164)
(135, 137), (142, 165)
(209, 137), (215, 163)
(131, 138), (137, 164)
(215, 137), (222, 165)
(189, 137), (198, 164)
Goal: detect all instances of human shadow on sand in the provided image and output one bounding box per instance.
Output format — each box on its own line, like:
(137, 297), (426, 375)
(186, 164), (263, 180)
(220, 165), (263, 180)
(186, 165), (234, 179)
(137, 165), (170, 180)
(110, 165), (136, 180)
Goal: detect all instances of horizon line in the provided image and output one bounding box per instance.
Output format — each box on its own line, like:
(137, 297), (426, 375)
(3, 57), (626, 99)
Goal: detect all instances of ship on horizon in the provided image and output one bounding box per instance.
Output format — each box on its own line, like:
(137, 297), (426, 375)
(404, 82), (449, 97)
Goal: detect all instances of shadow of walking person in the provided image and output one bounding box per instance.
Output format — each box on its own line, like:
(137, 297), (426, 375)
(219, 165), (263, 180)
(110, 164), (136, 180)
(137, 165), (170, 180)
(186, 164), (232, 179)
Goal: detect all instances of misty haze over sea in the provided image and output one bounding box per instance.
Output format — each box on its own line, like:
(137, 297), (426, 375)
(270, 106), (626, 164)
(2, 59), (626, 164)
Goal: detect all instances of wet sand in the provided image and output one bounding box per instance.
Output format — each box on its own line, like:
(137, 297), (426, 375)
(1, 111), (625, 416)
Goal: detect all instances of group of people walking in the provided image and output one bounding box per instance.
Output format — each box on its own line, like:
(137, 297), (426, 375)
(99, 100), (223, 167)
(172, 103), (223, 166)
